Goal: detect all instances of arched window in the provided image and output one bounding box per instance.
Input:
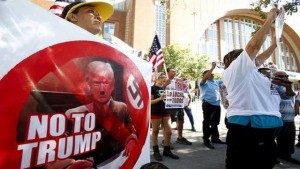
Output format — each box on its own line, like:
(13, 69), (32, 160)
(282, 44), (297, 72)
(199, 16), (297, 72)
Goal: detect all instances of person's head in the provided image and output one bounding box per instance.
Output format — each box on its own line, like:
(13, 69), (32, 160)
(167, 68), (176, 79)
(140, 162), (169, 169)
(155, 72), (167, 86)
(268, 62), (278, 70)
(202, 70), (214, 80)
(223, 49), (244, 69)
(86, 61), (115, 104)
(61, 1), (114, 35)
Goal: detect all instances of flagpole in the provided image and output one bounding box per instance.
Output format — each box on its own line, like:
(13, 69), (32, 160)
(163, 63), (169, 79)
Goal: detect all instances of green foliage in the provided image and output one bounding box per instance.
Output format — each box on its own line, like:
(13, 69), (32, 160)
(283, 1), (299, 14)
(160, 0), (166, 6)
(159, 44), (210, 81)
(251, 0), (299, 18)
(214, 73), (222, 80)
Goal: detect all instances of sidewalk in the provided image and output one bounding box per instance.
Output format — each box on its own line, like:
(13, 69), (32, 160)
(150, 100), (300, 169)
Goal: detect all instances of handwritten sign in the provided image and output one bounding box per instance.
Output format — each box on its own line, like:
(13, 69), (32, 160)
(173, 77), (189, 92)
(164, 90), (184, 108)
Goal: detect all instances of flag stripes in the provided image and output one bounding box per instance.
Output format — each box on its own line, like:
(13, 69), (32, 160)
(49, 1), (70, 16)
(148, 35), (165, 69)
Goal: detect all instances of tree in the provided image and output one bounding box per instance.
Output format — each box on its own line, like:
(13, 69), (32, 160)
(251, 0), (300, 18)
(160, 44), (210, 81)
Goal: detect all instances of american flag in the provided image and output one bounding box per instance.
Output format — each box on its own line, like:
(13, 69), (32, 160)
(49, 0), (74, 16)
(148, 35), (165, 69)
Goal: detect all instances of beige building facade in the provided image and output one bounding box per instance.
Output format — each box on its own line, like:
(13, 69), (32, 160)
(31, 0), (300, 86)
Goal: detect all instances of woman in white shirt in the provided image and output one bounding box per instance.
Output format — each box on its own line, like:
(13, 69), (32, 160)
(222, 7), (281, 169)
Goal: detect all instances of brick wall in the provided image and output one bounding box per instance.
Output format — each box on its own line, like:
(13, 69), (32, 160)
(30, 0), (53, 10)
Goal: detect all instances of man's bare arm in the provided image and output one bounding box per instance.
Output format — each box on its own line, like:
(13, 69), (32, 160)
(200, 62), (216, 85)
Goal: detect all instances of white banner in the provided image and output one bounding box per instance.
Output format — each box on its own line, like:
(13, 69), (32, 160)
(275, 7), (285, 60)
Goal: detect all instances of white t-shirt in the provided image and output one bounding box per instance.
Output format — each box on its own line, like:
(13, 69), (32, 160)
(222, 50), (281, 118)
(166, 79), (176, 90)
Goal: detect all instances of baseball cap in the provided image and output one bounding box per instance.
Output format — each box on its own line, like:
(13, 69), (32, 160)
(61, 0), (114, 22)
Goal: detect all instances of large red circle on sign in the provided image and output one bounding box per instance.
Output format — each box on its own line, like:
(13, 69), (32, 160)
(0, 41), (149, 169)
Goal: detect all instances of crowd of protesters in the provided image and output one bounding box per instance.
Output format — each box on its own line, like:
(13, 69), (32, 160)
(46, 1), (300, 168)
(149, 6), (300, 169)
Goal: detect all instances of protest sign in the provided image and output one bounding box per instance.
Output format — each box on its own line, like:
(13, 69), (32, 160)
(164, 90), (184, 109)
(173, 77), (189, 92)
(164, 77), (188, 108)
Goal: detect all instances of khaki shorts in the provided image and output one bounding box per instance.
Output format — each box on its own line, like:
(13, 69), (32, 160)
(167, 109), (184, 123)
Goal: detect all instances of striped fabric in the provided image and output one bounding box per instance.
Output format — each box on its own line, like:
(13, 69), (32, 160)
(49, 1), (71, 16)
(148, 35), (165, 69)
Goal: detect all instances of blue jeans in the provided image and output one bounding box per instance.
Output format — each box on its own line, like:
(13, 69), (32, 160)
(184, 107), (194, 128)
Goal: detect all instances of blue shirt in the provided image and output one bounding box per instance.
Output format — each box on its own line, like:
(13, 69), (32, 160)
(277, 86), (295, 122)
(228, 115), (283, 128)
(200, 80), (222, 106)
